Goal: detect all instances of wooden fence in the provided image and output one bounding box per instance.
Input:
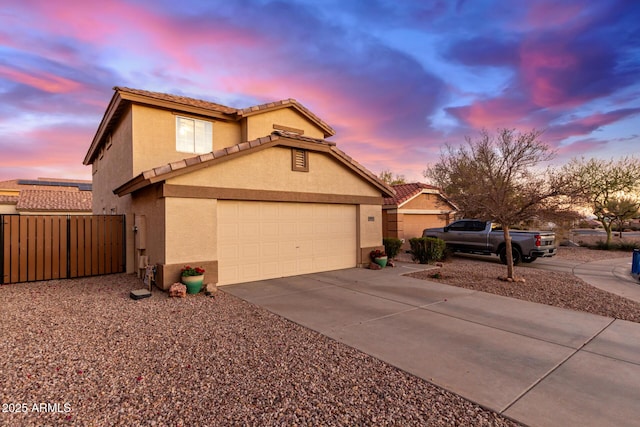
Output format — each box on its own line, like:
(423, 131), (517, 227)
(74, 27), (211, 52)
(1, 215), (125, 284)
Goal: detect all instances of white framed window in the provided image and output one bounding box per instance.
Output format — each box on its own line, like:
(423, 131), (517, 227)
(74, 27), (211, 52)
(176, 116), (212, 154)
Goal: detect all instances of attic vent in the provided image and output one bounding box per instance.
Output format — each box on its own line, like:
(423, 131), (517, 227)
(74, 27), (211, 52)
(292, 149), (309, 172)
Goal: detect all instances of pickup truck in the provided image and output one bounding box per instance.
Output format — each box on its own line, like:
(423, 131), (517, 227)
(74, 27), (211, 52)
(422, 219), (557, 264)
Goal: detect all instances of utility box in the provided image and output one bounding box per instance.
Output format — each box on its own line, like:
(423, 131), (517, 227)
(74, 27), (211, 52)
(632, 249), (640, 279)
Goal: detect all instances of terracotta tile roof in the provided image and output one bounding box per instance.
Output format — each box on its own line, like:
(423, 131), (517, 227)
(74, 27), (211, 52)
(16, 189), (92, 212)
(0, 195), (19, 204)
(383, 182), (440, 206)
(114, 87), (335, 136)
(115, 87), (238, 115)
(140, 130), (336, 180)
(117, 130), (394, 198)
(0, 179), (21, 190)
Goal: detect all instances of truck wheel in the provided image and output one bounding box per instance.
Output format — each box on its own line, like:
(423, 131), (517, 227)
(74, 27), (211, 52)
(499, 247), (522, 265)
(522, 256), (537, 263)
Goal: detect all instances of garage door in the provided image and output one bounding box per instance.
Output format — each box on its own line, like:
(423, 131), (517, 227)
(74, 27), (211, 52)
(217, 201), (356, 285)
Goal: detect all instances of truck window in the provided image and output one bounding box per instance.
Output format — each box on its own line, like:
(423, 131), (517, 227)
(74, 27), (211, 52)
(472, 221), (486, 231)
(448, 221), (467, 231)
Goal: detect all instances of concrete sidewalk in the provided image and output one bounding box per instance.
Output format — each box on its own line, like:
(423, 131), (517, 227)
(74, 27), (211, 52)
(224, 265), (640, 427)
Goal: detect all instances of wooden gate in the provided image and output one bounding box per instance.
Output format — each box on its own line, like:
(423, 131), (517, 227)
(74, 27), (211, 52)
(1, 215), (125, 284)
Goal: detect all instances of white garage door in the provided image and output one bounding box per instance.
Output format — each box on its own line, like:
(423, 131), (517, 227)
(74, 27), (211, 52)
(217, 201), (356, 285)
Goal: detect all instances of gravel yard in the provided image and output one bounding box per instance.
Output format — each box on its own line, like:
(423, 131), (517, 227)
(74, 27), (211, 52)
(406, 246), (640, 323)
(1, 274), (519, 426)
(2, 243), (637, 426)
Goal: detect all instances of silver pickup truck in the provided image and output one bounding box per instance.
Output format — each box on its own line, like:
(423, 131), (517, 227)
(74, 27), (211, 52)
(422, 219), (557, 264)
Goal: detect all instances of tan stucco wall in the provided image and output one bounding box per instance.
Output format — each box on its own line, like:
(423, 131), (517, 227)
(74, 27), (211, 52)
(0, 205), (17, 214)
(402, 214), (448, 241)
(403, 193), (455, 211)
(131, 105), (240, 173)
(130, 186), (166, 265)
(245, 109), (325, 141)
(359, 204), (383, 248)
(214, 120), (243, 150)
(164, 197), (217, 264)
(92, 106), (133, 217)
(130, 105), (330, 171)
(168, 147), (380, 197)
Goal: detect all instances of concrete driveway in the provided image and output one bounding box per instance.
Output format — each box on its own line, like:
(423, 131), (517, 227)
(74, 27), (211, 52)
(224, 264), (640, 427)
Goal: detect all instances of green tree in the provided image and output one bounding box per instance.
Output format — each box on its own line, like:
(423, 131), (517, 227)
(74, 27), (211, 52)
(604, 196), (640, 238)
(562, 157), (640, 246)
(378, 169), (406, 185)
(425, 128), (574, 280)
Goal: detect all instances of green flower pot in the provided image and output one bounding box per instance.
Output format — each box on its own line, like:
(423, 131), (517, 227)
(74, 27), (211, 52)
(182, 275), (204, 294)
(374, 256), (388, 268)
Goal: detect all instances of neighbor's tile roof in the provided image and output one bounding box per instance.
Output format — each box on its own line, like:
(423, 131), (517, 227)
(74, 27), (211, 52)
(384, 182), (440, 206)
(16, 189), (92, 212)
(0, 195), (19, 204)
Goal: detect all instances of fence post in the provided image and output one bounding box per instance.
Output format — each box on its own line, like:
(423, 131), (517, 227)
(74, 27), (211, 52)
(122, 215), (127, 273)
(66, 215), (71, 278)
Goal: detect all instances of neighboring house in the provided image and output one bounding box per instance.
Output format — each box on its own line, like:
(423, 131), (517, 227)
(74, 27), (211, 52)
(383, 183), (457, 245)
(0, 179), (92, 215)
(83, 87), (394, 289)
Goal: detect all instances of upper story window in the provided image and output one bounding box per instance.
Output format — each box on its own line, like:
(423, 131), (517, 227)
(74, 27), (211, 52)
(176, 116), (212, 154)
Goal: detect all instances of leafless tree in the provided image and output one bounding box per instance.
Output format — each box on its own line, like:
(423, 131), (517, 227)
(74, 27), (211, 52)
(425, 128), (575, 279)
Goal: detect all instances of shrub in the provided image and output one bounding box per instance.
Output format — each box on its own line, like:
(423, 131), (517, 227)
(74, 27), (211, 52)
(617, 241), (640, 251)
(589, 240), (639, 251)
(409, 237), (446, 264)
(383, 238), (403, 259)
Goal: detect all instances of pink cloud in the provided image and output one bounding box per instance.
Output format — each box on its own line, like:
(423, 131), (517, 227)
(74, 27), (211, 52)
(445, 97), (541, 129)
(0, 65), (82, 94)
(0, 123), (93, 181)
(524, 1), (586, 30)
(545, 108), (640, 143)
(555, 138), (610, 158)
(13, 0), (264, 73)
(519, 46), (580, 108)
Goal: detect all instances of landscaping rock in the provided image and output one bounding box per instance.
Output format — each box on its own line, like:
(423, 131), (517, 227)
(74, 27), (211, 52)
(368, 262), (381, 270)
(169, 282), (187, 298)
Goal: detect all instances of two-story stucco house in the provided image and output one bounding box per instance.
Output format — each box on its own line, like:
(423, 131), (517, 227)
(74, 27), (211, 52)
(84, 87), (394, 289)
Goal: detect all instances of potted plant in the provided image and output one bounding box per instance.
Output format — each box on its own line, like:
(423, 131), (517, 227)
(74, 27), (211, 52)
(181, 265), (205, 294)
(370, 249), (388, 268)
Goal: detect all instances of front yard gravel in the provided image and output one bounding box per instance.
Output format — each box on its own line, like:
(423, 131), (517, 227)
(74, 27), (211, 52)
(406, 247), (640, 323)
(1, 274), (519, 426)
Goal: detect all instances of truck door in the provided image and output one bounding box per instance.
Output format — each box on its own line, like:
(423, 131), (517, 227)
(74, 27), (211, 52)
(445, 220), (478, 251)
(466, 221), (490, 251)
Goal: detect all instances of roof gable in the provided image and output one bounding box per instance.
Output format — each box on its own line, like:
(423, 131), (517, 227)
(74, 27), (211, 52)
(114, 130), (394, 198)
(237, 98), (335, 137)
(384, 183), (440, 207)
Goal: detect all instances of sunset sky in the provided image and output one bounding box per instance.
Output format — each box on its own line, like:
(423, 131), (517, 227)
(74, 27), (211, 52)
(1, 0), (638, 183)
